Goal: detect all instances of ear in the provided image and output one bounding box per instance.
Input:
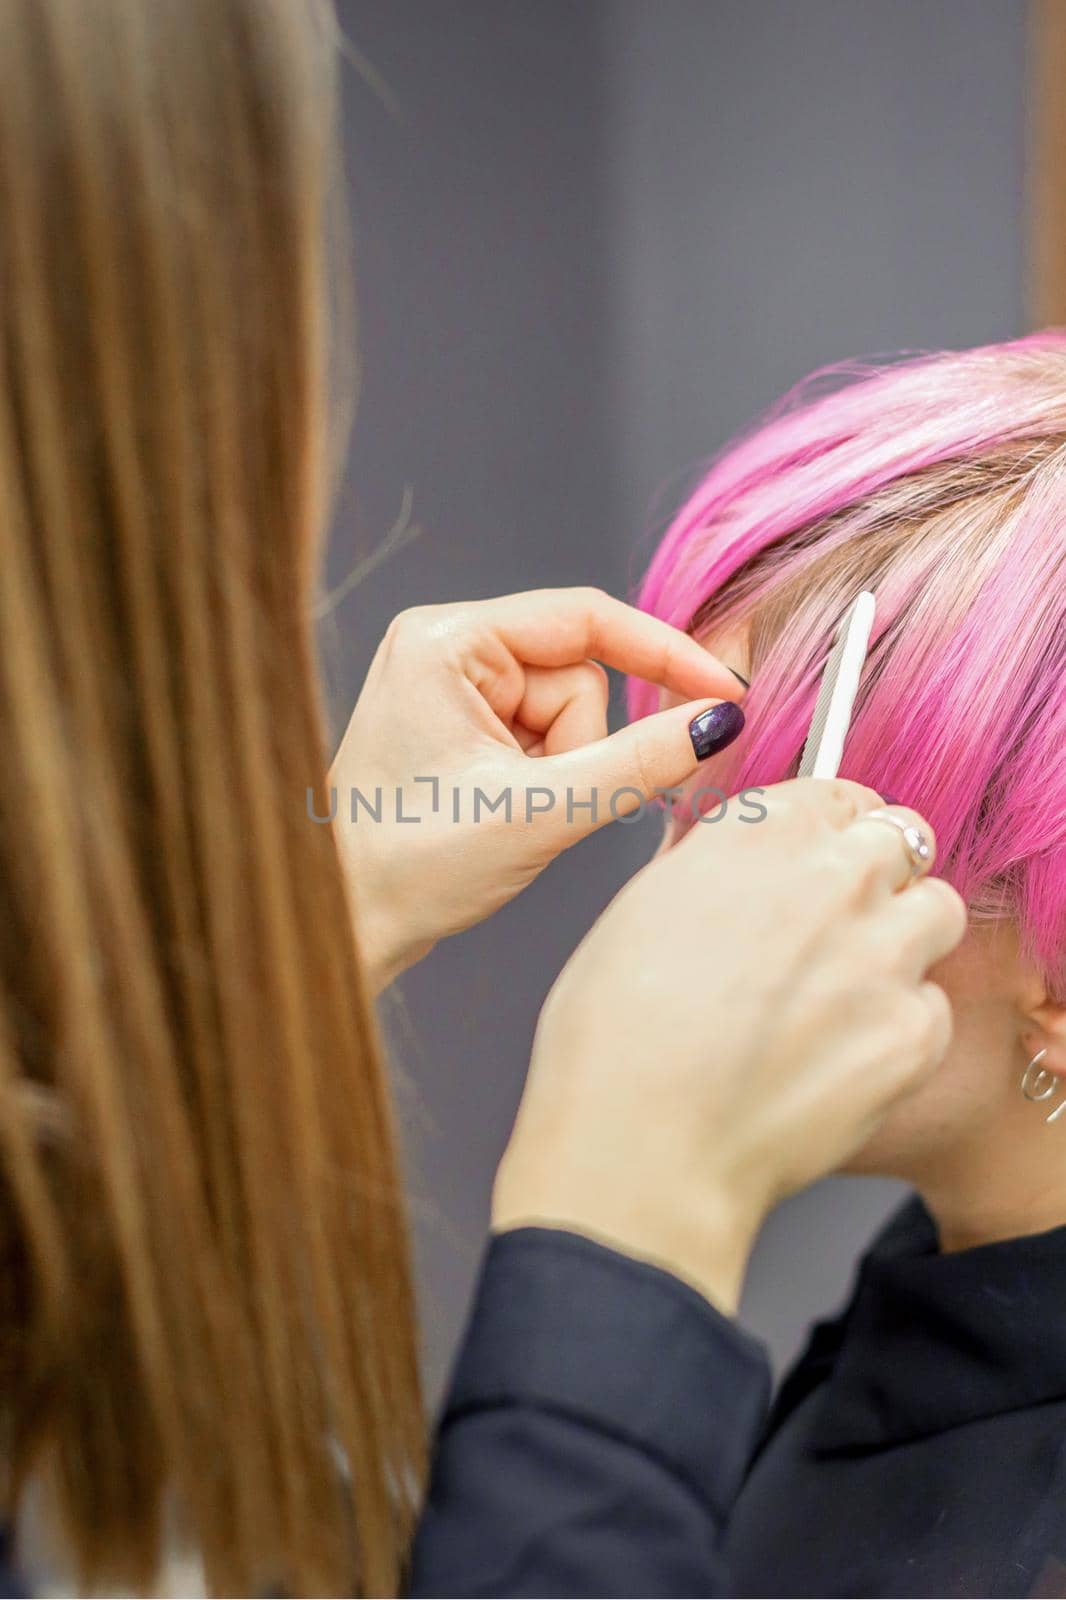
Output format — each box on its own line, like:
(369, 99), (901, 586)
(1021, 990), (1066, 1080)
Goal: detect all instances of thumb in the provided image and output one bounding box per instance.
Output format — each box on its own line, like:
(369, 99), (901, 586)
(539, 698), (746, 841)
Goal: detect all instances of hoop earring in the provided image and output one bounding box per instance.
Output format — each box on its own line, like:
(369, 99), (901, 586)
(1021, 1049), (1066, 1123)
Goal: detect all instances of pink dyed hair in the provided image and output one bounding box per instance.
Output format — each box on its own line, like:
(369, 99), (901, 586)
(628, 333), (1066, 996)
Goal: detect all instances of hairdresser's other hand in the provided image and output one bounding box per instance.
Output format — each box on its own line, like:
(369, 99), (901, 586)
(494, 780), (967, 1314)
(331, 588), (745, 990)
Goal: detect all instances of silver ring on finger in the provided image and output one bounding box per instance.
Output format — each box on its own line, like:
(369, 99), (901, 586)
(857, 809), (933, 882)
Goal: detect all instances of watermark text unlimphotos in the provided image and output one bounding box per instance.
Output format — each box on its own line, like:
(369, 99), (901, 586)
(308, 780), (769, 828)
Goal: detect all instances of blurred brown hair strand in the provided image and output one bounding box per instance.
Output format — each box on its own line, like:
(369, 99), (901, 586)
(0, 0), (423, 1592)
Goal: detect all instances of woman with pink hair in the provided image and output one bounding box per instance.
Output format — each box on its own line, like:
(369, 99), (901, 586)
(630, 332), (1066, 1597)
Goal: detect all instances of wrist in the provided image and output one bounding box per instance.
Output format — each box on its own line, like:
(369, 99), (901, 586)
(330, 814), (428, 993)
(492, 1146), (763, 1317)
(363, 933), (435, 996)
(352, 889), (434, 994)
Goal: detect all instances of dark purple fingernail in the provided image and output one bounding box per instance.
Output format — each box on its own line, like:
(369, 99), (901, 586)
(689, 701), (745, 760)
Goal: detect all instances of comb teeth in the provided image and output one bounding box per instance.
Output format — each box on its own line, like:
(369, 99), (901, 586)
(797, 636), (849, 777)
(796, 591), (876, 780)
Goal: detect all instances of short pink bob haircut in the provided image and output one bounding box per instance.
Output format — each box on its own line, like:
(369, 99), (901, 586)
(629, 332), (1066, 998)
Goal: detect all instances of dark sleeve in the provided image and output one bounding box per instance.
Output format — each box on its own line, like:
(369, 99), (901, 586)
(408, 1227), (771, 1598)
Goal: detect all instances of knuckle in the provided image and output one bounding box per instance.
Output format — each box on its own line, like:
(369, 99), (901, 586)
(833, 975), (900, 1064)
(386, 604), (430, 642)
(898, 982), (950, 1066)
(383, 603), (469, 669)
(580, 660), (610, 693)
(890, 915), (931, 971)
(924, 876), (968, 939)
(812, 838), (865, 901)
(398, 603), (429, 629)
(851, 781), (890, 811)
(758, 780), (813, 832)
(824, 778), (863, 817)
(833, 843), (885, 903)
(800, 777), (863, 827)
(923, 978), (953, 1038)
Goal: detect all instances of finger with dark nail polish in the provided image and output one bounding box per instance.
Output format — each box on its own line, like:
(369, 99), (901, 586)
(689, 701), (745, 761)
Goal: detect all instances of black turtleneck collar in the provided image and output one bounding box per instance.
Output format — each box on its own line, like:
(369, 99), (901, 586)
(765, 1195), (1066, 1455)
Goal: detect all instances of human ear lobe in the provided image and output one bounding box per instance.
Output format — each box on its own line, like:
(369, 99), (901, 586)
(1022, 999), (1066, 1079)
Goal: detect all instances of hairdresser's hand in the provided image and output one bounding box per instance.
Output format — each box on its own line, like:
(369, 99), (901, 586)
(493, 780), (967, 1313)
(332, 588), (745, 990)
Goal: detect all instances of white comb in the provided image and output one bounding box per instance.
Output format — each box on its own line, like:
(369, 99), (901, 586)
(797, 591), (876, 779)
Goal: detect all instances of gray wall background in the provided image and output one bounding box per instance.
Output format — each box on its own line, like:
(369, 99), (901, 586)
(327, 0), (1026, 1397)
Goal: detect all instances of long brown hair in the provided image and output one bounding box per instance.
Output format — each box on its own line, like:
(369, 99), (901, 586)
(0, 0), (423, 1591)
